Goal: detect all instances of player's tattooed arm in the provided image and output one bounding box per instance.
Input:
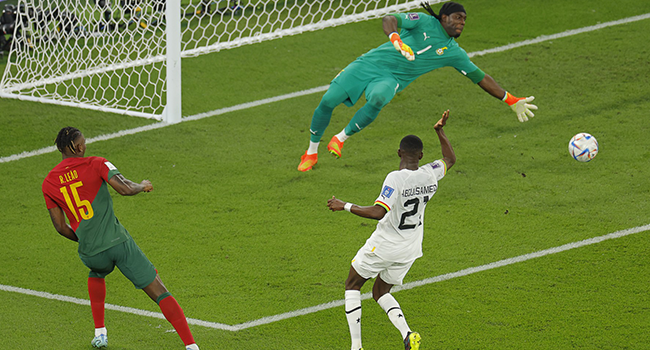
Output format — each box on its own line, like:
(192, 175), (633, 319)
(108, 174), (153, 196)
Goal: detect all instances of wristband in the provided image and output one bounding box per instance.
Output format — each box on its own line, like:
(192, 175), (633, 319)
(344, 202), (353, 212)
(502, 91), (520, 106)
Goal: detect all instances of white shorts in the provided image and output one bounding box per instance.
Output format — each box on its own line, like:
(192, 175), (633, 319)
(351, 244), (415, 286)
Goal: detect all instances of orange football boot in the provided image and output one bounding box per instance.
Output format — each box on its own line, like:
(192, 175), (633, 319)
(327, 135), (344, 158)
(298, 151), (318, 172)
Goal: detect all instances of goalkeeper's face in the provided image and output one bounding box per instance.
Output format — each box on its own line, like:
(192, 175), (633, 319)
(441, 12), (466, 38)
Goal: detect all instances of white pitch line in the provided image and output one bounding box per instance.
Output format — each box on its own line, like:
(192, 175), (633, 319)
(468, 13), (650, 58)
(0, 283), (237, 331)
(2, 13), (649, 164)
(2, 223), (648, 331)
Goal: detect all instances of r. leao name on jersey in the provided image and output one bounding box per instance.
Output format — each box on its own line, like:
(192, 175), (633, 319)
(402, 184), (437, 198)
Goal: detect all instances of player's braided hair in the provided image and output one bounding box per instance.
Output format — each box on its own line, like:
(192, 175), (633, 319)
(55, 126), (82, 154)
(421, 1), (466, 20)
(420, 2), (439, 19)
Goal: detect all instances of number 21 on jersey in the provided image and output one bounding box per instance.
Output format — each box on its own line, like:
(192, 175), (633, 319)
(398, 196), (429, 230)
(60, 181), (94, 222)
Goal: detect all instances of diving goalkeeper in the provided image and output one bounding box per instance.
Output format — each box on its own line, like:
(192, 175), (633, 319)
(298, 1), (538, 172)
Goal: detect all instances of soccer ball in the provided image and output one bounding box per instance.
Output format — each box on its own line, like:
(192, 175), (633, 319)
(568, 133), (598, 162)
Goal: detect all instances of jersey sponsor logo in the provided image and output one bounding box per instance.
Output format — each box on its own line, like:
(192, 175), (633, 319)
(402, 184), (437, 197)
(104, 161), (117, 171)
(436, 46), (448, 55)
(381, 185), (395, 199)
(408, 13), (419, 20)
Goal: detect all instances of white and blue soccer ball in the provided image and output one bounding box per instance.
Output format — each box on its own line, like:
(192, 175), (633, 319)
(568, 133), (599, 162)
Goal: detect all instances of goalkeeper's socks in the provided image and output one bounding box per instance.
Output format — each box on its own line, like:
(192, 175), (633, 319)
(377, 293), (410, 339)
(88, 277), (106, 328)
(345, 290), (363, 350)
(158, 294), (196, 346)
(307, 141), (319, 155)
(335, 130), (350, 142)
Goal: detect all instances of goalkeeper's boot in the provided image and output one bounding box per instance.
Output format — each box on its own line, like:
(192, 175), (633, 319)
(91, 334), (108, 348)
(298, 151), (318, 172)
(404, 331), (421, 350)
(327, 135), (344, 158)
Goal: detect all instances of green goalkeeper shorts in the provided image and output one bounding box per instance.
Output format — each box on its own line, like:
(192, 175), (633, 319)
(332, 60), (400, 107)
(80, 238), (157, 289)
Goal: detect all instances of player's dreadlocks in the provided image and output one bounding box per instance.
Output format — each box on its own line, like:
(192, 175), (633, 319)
(55, 126), (82, 154)
(420, 2), (439, 19)
(421, 1), (466, 20)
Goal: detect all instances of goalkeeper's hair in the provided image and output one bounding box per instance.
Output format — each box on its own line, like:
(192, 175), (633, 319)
(421, 1), (466, 20)
(420, 2), (439, 19)
(400, 135), (424, 155)
(55, 126), (82, 154)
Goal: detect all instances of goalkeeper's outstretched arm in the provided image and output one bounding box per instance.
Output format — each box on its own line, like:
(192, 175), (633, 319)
(478, 74), (538, 122)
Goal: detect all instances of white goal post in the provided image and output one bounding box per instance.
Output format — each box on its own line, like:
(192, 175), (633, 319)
(0, 0), (441, 123)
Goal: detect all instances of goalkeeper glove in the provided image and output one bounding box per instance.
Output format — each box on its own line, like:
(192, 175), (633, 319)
(503, 92), (538, 122)
(389, 32), (414, 61)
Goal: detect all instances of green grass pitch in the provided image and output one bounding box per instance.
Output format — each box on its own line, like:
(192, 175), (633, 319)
(1, 0), (649, 349)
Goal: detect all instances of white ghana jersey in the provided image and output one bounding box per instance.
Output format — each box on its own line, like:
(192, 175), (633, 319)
(366, 159), (447, 263)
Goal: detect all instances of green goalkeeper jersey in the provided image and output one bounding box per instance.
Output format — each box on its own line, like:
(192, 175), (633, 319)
(333, 12), (485, 106)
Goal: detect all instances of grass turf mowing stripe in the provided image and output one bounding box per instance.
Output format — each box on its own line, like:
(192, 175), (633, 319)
(2, 223), (648, 331)
(1, 13), (649, 164)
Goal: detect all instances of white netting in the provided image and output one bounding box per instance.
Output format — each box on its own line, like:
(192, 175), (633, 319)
(0, 0), (428, 120)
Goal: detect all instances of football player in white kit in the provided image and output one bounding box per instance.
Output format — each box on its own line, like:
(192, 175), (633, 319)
(327, 110), (456, 350)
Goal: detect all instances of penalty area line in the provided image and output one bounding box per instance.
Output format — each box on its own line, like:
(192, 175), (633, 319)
(1, 223), (648, 331)
(2, 13), (650, 164)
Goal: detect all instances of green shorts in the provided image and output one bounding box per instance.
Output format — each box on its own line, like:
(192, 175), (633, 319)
(332, 60), (400, 107)
(80, 238), (157, 289)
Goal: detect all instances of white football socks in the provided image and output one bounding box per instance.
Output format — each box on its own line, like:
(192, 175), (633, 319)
(377, 293), (411, 339)
(335, 130), (350, 142)
(307, 141), (319, 155)
(345, 290), (363, 350)
(95, 327), (107, 337)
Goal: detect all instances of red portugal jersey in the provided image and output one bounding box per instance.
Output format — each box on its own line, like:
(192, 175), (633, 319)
(42, 156), (131, 257)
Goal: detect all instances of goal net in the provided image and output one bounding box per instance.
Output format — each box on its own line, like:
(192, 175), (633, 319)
(0, 0), (434, 123)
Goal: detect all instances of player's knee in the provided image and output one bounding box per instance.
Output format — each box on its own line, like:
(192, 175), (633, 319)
(366, 94), (388, 110)
(345, 277), (362, 290)
(319, 96), (341, 111)
(315, 101), (335, 115)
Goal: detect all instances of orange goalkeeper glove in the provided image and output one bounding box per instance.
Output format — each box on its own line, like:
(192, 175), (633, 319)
(503, 92), (538, 122)
(389, 32), (414, 61)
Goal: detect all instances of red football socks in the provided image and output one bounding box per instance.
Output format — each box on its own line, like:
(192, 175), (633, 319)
(87, 277), (106, 328)
(159, 295), (195, 346)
